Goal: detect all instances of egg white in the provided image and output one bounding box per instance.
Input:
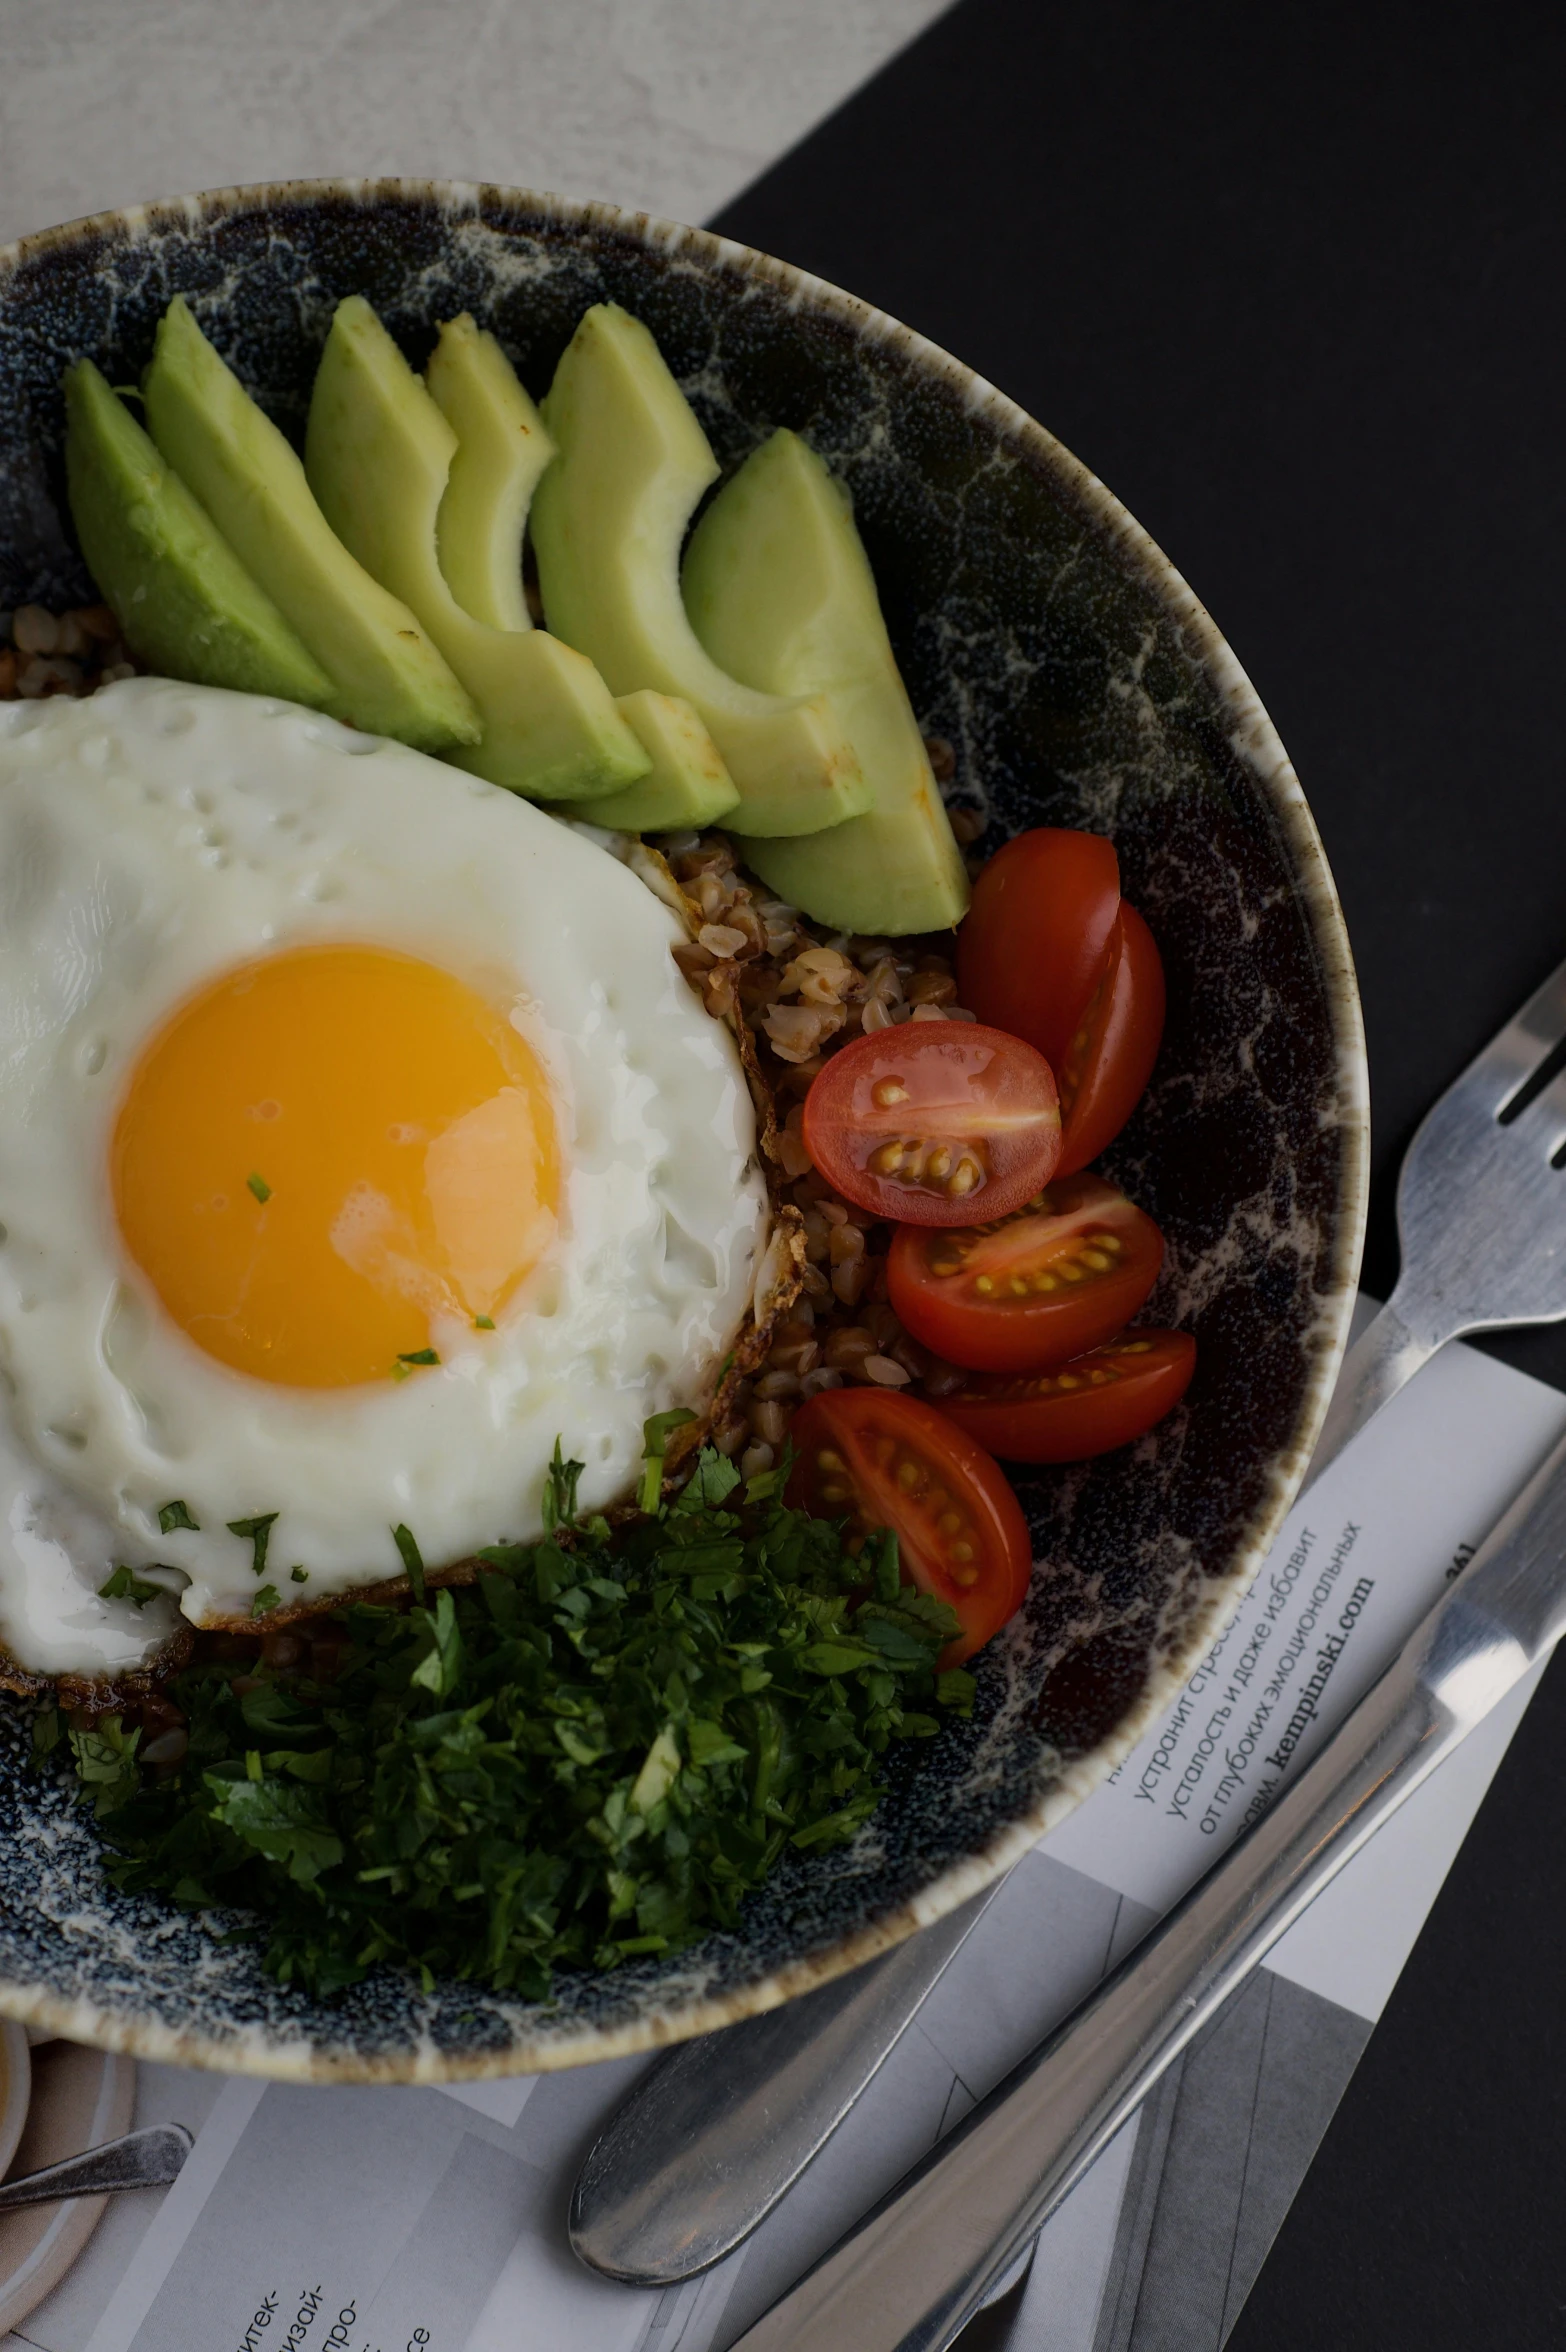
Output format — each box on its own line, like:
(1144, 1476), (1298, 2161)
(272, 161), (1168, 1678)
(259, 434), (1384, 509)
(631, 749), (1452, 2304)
(0, 679), (767, 1676)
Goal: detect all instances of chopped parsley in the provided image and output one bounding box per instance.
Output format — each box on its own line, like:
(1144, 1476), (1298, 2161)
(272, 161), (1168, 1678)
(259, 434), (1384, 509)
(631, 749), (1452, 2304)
(396, 1348), (439, 1369)
(473, 1316), (495, 1331)
(98, 1564), (163, 1608)
(290, 1566), (309, 1585)
(227, 1513), (279, 1578)
(391, 1523), (426, 1605)
(251, 1584), (281, 1618)
(60, 1441), (972, 2000)
(158, 1500), (199, 1534)
(639, 1408), (697, 1513)
(246, 1173), (272, 1204)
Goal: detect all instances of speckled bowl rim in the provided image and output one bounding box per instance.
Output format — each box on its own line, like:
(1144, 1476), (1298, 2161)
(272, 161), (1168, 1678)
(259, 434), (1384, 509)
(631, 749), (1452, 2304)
(0, 177), (1369, 2081)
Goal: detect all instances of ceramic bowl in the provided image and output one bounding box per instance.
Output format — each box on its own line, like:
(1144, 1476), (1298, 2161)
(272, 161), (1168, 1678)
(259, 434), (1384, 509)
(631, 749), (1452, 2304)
(0, 180), (1367, 2080)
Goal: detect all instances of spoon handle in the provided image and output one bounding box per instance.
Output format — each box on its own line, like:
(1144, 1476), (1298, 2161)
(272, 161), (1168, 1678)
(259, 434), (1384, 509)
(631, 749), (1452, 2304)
(0, 2121), (193, 2211)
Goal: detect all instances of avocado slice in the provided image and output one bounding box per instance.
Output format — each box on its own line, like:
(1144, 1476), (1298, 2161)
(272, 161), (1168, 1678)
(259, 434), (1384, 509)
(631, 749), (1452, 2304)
(424, 313), (550, 634)
(423, 313), (734, 823)
(141, 297), (478, 753)
(304, 298), (648, 802)
(63, 360), (333, 708)
(564, 690), (740, 831)
(683, 429), (971, 936)
(530, 304), (870, 839)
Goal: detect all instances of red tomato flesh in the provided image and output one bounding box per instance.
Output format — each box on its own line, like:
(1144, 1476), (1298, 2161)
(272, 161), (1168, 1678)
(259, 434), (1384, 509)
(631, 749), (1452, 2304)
(801, 1022), (1061, 1227)
(1052, 905), (1166, 1177)
(887, 1172), (1164, 1373)
(938, 1329), (1196, 1463)
(955, 828), (1166, 1175)
(786, 1387), (1033, 1666)
(957, 828), (1121, 1070)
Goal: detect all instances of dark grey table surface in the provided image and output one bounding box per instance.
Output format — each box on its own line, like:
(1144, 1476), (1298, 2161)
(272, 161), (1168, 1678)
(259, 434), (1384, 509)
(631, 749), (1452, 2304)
(716, 5), (1566, 2343)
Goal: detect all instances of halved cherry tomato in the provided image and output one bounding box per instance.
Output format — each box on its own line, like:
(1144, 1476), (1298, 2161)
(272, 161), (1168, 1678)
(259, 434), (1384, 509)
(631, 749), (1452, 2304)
(1051, 905), (1166, 1176)
(955, 828), (1165, 1176)
(887, 1172), (1164, 1372)
(957, 828), (1122, 1068)
(786, 1387), (1033, 1666)
(801, 1023), (1061, 1227)
(938, 1330), (1196, 1462)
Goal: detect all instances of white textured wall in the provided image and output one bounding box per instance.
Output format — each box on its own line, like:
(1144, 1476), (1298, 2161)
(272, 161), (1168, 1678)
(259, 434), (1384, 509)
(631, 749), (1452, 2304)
(0, 0), (950, 249)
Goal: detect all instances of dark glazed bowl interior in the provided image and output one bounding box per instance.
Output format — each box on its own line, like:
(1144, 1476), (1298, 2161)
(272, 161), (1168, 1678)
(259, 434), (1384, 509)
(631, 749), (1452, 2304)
(0, 181), (1366, 2079)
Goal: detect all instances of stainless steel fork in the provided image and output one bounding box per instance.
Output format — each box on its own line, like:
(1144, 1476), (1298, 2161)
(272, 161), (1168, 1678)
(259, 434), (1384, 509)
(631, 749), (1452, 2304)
(571, 947), (1566, 2291)
(1308, 947), (1566, 1486)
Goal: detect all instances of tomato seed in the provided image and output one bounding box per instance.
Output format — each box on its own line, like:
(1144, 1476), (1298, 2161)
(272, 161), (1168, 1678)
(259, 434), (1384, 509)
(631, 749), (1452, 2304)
(951, 1541), (974, 1562)
(1081, 1249), (1111, 1271)
(975, 1275), (995, 1295)
(869, 1139), (905, 1175)
(938, 1510), (961, 1534)
(926, 1145), (952, 1181)
(872, 1079), (908, 1109)
(948, 1161), (979, 1196)
(1056, 1373), (1081, 1390)
(897, 1460), (920, 1489)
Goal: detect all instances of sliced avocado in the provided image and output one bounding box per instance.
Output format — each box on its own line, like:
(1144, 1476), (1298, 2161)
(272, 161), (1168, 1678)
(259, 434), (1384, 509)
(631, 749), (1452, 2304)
(530, 303), (870, 839)
(63, 360), (333, 708)
(427, 315), (739, 827)
(305, 298), (648, 802)
(425, 313), (550, 633)
(683, 429), (970, 936)
(141, 296), (478, 752)
(567, 690), (739, 831)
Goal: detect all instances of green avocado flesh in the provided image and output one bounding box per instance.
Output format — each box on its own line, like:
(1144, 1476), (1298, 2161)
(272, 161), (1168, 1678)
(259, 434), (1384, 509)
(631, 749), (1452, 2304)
(531, 304), (870, 839)
(425, 313), (551, 634)
(683, 429), (971, 936)
(141, 297), (479, 753)
(424, 313), (731, 820)
(304, 298), (647, 801)
(63, 361), (333, 709)
(564, 688), (740, 831)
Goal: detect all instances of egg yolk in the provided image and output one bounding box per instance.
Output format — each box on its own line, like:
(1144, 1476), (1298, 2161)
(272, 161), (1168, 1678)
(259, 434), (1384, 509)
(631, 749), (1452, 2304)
(111, 944), (560, 1388)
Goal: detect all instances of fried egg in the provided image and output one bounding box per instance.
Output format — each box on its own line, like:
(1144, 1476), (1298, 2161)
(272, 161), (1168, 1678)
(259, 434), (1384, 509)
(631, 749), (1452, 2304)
(0, 678), (767, 1676)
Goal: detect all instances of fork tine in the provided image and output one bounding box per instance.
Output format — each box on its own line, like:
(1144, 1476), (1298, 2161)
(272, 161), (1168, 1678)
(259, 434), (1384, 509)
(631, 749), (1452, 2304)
(1518, 1061), (1566, 1164)
(1466, 949), (1566, 1117)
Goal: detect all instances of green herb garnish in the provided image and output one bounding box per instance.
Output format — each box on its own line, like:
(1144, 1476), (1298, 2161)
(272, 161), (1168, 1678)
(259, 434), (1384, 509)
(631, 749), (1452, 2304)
(251, 1584), (281, 1619)
(397, 1348), (439, 1369)
(247, 1172), (272, 1204)
(391, 1523), (426, 1605)
(227, 1513), (278, 1578)
(64, 1444), (970, 2000)
(473, 1315), (495, 1331)
(290, 1566), (309, 1585)
(638, 1408), (698, 1513)
(98, 1564), (163, 1608)
(69, 1716), (142, 1818)
(158, 1500), (199, 1534)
